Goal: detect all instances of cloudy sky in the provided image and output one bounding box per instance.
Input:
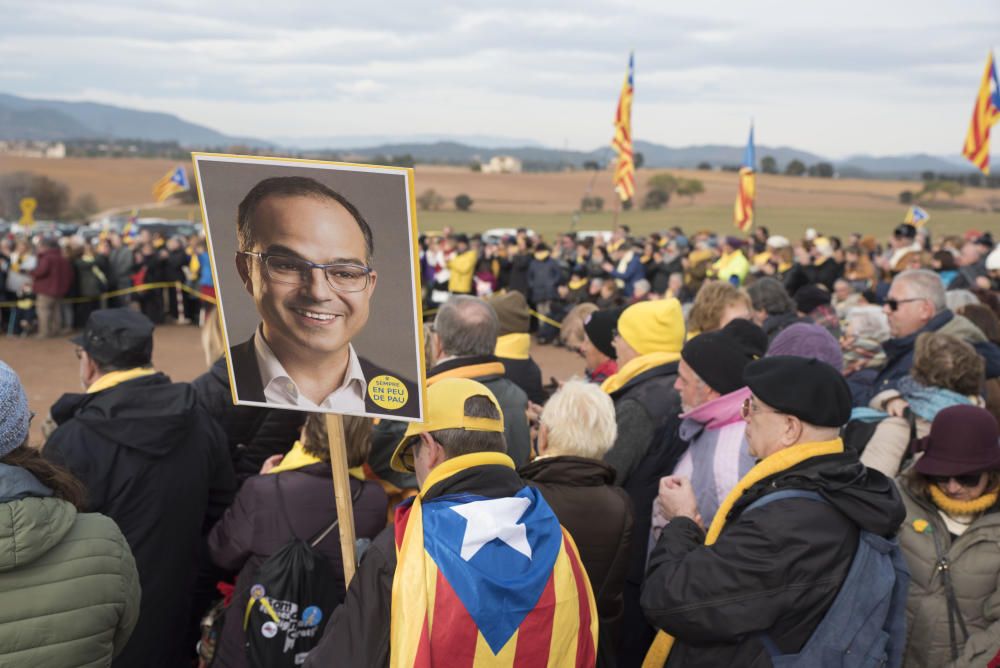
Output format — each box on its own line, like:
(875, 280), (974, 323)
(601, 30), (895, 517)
(2, 0), (998, 157)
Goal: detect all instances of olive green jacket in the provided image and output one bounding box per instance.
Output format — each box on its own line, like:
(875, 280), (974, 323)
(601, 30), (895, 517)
(0, 494), (141, 667)
(898, 471), (1000, 668)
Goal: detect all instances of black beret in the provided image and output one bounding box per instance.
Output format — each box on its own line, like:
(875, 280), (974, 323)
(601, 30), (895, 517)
(682, 318), (767, 395)
(583, 307), (622, 360)
(743, 355), (851, 427)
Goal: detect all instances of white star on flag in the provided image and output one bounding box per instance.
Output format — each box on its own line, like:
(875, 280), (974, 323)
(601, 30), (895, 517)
(450, 497), (533, 562)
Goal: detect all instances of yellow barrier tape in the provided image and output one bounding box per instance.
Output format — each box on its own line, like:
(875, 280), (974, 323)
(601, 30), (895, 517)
(0, 282), (216, 309)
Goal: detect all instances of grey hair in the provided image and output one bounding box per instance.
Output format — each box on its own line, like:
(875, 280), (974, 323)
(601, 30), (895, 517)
(746, 277), (795, 315)
(846, 305), (890, 342)
(434, 295), (499, 357)
(894, 269), (947, 313)
(945, 289), (980, 312)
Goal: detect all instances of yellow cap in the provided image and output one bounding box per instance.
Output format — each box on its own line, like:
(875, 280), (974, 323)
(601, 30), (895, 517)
(617, 298), (685, 356)
(390, 378), (505, 472)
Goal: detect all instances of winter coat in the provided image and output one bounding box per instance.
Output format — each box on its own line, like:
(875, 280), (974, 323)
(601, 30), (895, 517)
(164, 248), (189, 283)
(30, 246), (73, 297)
(207, 465), (388, 668)
(192, 356), (307, 483)
(527, 256), (562, 303)
(304, 457), (530, 668)
(368, 355), (532, 489)
(849, 310), (1000, 407)
(610, 253), (646, 297)
(447, 250), (477, 294)
(641, 449), (905, 668)
(519, 456), (633, 668)
(898, 470), (1000, 668)
(605, 360), (682, 486)
(73, 255), (107, 298)
(109, 245), (134, 288)
(43, 372), (237, 668)
(507, 253), (532, 297)
(0, 464), (141, 668)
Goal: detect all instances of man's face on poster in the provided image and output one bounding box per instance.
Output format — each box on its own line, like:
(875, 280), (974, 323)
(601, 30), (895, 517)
(237, 194), (377, 361)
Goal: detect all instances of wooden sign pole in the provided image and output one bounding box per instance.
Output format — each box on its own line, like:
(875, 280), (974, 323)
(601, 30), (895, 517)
(325, 413), (358, 586)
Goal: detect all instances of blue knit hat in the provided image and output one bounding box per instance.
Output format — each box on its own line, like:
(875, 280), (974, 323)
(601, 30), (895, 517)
(0, 361), (30, 457)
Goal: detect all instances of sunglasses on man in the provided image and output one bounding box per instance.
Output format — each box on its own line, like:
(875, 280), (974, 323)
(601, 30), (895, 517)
(884, 297), (925, 312)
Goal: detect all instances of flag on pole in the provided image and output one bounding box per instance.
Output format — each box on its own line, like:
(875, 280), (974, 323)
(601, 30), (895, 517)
(903, 205), (930, 228)
(152, 166), (190, 202)
(612, 53), (635, 202)
(962, 51), (1000, 174)
(733, 124), (756, 232)
(122, 208), (139, 240)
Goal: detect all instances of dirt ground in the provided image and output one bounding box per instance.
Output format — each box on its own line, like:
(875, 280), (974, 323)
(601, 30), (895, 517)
(0, 323), (583, 446)
(3, 155), (997, 217)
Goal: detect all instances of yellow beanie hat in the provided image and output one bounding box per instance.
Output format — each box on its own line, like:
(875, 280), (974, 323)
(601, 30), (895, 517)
(617, 298), (685, 356)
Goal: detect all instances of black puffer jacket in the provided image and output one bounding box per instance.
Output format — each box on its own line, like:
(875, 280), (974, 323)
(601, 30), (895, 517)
(192, 356), (307, 482)
(641, 449), (905, 668)
(44, 372), (236, 668)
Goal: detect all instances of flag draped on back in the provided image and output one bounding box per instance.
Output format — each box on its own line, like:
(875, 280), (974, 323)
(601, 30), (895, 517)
(390, 453), (598, 668)
(962, 51), (1000, 175)
(733, 124), (756, 232)
(612, 53), (635, 202)
(153, 166), (190, 202)
(903, 205), (929, 228)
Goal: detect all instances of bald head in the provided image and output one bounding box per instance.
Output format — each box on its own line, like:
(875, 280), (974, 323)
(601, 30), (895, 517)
(434, 295), (499, 357)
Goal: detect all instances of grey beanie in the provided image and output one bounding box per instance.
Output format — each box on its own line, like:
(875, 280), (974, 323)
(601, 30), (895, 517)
(0, 361), (30, 457)
(767, 322), (844, 371)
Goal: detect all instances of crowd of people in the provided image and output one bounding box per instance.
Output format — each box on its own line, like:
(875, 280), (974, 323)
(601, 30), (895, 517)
(0, 227), (215, 335)
(1, 217), (1000, 667)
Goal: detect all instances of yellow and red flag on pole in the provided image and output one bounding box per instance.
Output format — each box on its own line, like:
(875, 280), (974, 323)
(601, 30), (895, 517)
(612, 53), (635, 202)
(152, 166), (190, 203)
(962, 51), (1000, 175)
(733, 124), (756, 232)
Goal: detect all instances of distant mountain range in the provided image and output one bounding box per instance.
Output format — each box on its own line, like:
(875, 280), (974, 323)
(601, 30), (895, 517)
(0, 92), (268, 147)
(0, 91), (992, 176)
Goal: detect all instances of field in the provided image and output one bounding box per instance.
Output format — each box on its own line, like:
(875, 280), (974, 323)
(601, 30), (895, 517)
(1, 156), (997, 240)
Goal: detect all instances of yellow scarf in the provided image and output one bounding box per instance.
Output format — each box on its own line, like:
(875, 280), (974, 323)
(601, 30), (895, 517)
(568, 277), (588, 291)
(600, 351), (680, 395)
(495, 333), (531, 360)
(269, 440), (365, 479)
(87, 367), (157, 394)
(643, 438), (845, 667)
(927, 484), (998, 517)
(533, 250), (551, 261)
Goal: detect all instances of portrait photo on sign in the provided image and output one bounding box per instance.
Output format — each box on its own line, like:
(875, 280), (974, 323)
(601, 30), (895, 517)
(193, 153), (425, 422)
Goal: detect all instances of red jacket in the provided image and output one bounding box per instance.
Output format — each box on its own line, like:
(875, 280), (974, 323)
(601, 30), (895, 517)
(31, 247), (73, 297)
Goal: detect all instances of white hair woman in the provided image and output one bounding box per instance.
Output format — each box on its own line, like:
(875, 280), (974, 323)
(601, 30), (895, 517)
(518, 379), (633, 667)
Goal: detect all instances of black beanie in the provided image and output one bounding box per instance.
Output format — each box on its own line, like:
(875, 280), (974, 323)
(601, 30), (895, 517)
(583, 307), (622, 359)
(681, 318), (767, 395)
(794, 284), (831, 315)
(743, 355), (851, 427)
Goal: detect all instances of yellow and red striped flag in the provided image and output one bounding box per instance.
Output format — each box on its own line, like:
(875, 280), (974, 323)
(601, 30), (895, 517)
(962, 51), (1000, 175)
(734, 124), (756, 232)
(152, 166), (190, 202)
(389, 453), (598, 667)
(612, 53), (635, 202)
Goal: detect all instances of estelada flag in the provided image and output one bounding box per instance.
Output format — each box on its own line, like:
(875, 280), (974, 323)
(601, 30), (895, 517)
(962, 51), (1000, 175)
(152, 166), (190, 202)
(612, 53), (635, 202)
(904, 205), (929, 228)
(733, 124), (756, 232)
(390, 459), (597, 667)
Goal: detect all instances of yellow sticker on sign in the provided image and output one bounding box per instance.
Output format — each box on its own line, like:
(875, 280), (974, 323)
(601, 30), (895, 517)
(368, 375), (409, 410)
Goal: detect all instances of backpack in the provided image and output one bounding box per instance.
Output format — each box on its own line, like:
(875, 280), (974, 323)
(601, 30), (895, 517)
(240, 477), (361, 668)
(746, 490), (910, 668)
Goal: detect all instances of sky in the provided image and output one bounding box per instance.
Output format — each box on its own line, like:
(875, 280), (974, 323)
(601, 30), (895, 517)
(2, 0), (999, 158)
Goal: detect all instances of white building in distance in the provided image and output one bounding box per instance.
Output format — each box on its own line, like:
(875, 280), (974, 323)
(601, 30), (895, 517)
(481, 155), (522, 174)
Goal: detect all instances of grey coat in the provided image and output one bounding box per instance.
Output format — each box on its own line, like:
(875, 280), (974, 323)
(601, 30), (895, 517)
(898, 470), (1000, 668)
